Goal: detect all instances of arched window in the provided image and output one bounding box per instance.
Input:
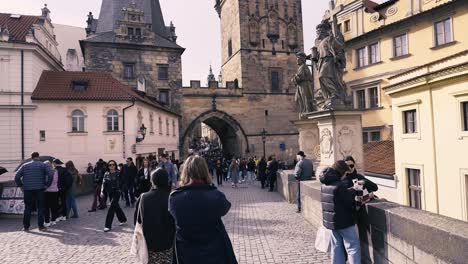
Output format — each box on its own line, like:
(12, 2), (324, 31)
(107, 110), (119, 131)
(71, 110), (85, 132)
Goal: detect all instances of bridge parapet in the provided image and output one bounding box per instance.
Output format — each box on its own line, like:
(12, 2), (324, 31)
(278, 170), (468, 264)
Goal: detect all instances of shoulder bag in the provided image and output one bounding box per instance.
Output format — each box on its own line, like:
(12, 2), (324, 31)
(130, 193), (149, 264)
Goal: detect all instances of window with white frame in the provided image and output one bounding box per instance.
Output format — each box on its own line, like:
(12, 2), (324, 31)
(393, 33), (408, 57)
(149, 114), (154, 133)
(356, 47), (367, 68)
(355, 89), (366, 109)
(434, 18), (453, 47)
(159, 117), (162, 135)
(353, 87), (379, 109)
(369, 43), (380, 64)
(106, 110), (119, 131)
(462, 102), (468, 131)
(369, 87), (379, 108)
(356, 42), (381, 68)
(40, 130), (46, 141)
(166, 118), (170, 135)
(403, 109), (417, 134)
(407, 168), (422, 209)
(71, 110), (85, 132)
(363, 130), (381, 144)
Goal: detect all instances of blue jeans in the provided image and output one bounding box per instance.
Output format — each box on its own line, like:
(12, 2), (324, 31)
(23, 189), (45, 228)
(66, 192), (78, 218)
(297, 181), (301, 211)
(331, 225), (361, 264)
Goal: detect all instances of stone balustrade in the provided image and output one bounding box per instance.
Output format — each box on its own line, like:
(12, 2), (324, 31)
(278, 170), (468, 264)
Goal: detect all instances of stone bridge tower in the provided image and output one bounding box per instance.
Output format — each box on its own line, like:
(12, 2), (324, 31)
(180, 0), (304, 160)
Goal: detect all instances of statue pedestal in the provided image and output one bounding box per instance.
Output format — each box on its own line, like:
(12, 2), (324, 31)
(293, 110), (364, 177)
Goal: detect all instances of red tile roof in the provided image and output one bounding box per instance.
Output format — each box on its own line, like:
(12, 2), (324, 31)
(363, 140), (395, 176)
(0, 13), (41, 42)
(32, 71), (179, 116)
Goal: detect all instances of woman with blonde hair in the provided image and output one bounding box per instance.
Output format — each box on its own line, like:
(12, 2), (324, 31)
(169, 155), (237, 264)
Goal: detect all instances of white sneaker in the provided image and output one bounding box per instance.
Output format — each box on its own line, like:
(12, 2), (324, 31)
(119, 221), (127, 226)
(103, 228), (110, 232)
(57, 216), (64, 221)
(51, 221), (56, 226)
(44, 222), (51, 227)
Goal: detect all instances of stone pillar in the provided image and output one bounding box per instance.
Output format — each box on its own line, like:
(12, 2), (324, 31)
(295, 110), (364, 177)
(293, 120), (319, 160)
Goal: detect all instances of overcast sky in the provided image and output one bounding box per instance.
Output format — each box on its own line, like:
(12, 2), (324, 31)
(2, 0), (329, 85)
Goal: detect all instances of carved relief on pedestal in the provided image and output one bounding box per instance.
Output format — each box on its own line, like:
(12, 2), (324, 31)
(320, 128), (333, 159)
(338, 126), (354, 158)
(299, 130), (318, 156)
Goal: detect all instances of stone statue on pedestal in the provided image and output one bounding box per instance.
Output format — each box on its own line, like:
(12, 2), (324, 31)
(292, 52), (314, 116)
(311, 20), (348, 110)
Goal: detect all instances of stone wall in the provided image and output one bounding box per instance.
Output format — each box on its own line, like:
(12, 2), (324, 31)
(277, 171), (468, 264)
(82, 43), (183, 113)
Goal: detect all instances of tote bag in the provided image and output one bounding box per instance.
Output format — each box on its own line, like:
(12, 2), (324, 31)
(314, 226), (331, 253)
(130, 194), (149, 264)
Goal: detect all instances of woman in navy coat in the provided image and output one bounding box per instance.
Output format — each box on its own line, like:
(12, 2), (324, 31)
(169, 155), (237, 264)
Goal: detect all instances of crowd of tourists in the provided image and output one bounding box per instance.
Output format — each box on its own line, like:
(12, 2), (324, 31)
(14, 152), (81, 231)
(14, 148), (378, 264)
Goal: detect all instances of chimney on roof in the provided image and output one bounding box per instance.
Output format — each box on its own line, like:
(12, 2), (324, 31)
(41, 4), (51, 20)
(137, 77), (146, 93)
(25, 28), (34, 43)
(0, 27), (9, 42)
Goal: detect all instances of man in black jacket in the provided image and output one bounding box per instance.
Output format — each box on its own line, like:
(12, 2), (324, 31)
(121, 158), (138, 207)
(320, 160), (361, 264)
(266, 156), (279, 192)
(54, 159), (72, 221)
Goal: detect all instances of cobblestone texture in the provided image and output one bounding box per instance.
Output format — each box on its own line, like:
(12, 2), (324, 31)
(0, 183), (330, 264)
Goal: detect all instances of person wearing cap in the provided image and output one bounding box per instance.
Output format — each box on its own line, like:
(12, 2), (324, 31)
(294, 151), (315, 213)
(54, 158), (73, 221)
(15, 152), (54, 231)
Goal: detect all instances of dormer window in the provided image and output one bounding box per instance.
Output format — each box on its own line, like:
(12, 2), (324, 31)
(72, 81), (88, 91)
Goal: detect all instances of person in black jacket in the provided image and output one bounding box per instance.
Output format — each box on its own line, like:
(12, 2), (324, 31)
(257, 157), (267, 189)
(54, 159), (72, 221)
(120, 158), (138, 207)
(320, 160), (361, 264)
(344, 156), (378, 197)
(266, 156), (279, 192)
(169, 155), (237, 264)
(102, 160), (127, 232)
(134, 168), (175, 264)
(136, 158), (152, 196)
(89, 159), (107, 212)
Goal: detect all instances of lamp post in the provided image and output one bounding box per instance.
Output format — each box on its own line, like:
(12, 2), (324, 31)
(136, 124), (147, 143)
(261, 128), (267, 159)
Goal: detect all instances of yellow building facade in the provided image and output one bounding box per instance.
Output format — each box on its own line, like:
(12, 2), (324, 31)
(334, 0), (466, 144)
(385, 50), (468, 221)
(331, 0), (468, 220)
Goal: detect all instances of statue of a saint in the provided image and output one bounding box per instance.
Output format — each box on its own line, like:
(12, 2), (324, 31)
(292, 52), (314, 116)
(312, 20), (348, 110)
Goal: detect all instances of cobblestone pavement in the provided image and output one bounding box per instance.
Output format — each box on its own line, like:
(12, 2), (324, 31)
(0, 182), (330, 264)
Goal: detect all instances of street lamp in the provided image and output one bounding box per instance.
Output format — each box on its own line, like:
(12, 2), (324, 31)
(261, 128), (267, 159)
(136, 124), (147, 143)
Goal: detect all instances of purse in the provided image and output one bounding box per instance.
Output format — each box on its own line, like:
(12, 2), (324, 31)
(130, 194), (149, 264)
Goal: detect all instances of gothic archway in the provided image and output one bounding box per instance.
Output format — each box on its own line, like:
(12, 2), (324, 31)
(181, 110), (249, 158)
